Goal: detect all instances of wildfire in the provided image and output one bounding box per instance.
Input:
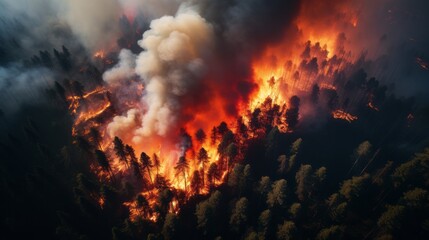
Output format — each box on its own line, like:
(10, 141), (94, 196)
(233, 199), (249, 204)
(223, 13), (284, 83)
(75, 101), (111, 126)
(93, 50), (105, 59)
(83, 87), (107, 99)
(66, 2), (364, 222)
(319, 83), (337, 91)
(351, 16), (358, 28)
(367, 101), (380, 111)
(98, 197), (105, 209)
(332, 109), (358, 123)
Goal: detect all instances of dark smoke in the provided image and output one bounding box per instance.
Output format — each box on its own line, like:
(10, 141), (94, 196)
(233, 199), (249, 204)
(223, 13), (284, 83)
(0, 0), (428, 133)
(196, 0), (301, 111)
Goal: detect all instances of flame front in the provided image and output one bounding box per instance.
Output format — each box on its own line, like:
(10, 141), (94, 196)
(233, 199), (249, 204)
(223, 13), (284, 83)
(66, 2), (367, 222)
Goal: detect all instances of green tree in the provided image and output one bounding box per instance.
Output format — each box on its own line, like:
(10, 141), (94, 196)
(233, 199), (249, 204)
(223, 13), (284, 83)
(112, 227), (127, 240)
(265, 126), (280, 162)
(373, 161), (393, 186)
(218, 130), (234, 160)
(226, 143), (238, 174)
(330, 202), (347, 222)
(162, 213), (179, 240)
(317, 225), (343, 240)
(244, 231), (258, 240)
(315, 167), (327, 184)
(147, 233), (161, 240)
(277, 221), (296, 240)
(228, 164), (244, 188)
(289, 203), (302, 219)
(240, 164), (252, 195)
(278, 155), (288, 174)
(258, 209), (272, 239)
(207, 163), (221, 188)
(290, 138), (303, 155)
(295, 164), (313, 201)
(348, 141), (372, 175)
(229, 197), (249, 233)
(377, 205), (406, 233)
(392, 148), (429, 188)
(196, 191), (222, 237)
(340, 174), (370, 201)
(401, 188), (429, 209)
(267, 179), (288, 208)
(257, 176), (272, 199)
(326, 193), (342, 208)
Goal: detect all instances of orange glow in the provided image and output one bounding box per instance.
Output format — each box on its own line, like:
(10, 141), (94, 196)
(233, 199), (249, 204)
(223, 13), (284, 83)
(416, 57), (429, 71)
(83, 87), (107, 99)
(94, 50), (105, 59)
(75, 101), (111, 126)
(68, 1), (364, 221)
(332, 109), (358, 123)
(367, 102), (380, 111)
(98, 197), (105, 209)
(351, 16), (359, 28)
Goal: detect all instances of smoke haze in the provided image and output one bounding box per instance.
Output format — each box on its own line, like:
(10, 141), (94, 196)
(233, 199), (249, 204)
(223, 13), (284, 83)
(0, 0), (428, 133)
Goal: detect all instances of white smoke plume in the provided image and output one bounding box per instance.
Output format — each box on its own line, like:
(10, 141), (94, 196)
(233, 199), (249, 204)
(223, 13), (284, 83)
(118, 0), (184, 20)
(107, 108), (141, 141)
(103, 49), (137, 86)
(53, 0), (121, 51)
(106, 5), (214, 143)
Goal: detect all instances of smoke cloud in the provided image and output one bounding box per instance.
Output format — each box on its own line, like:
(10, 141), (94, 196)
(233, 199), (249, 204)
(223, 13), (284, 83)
(52, 0), (121, 51)
(1, 0), (428, 137)
(0, 65), (54, 115)
(103, 49), (137, 86)
(105, 5), (214, 143)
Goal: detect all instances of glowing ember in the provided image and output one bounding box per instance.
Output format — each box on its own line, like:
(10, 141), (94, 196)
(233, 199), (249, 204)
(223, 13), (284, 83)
(98, 197), (105, 209)
(332, 110), (358, 123)
(416, 57), (429, 71)
(75, 101), (111, 126)
(94, 50), (105, 59)
(367, 102), (380, 111)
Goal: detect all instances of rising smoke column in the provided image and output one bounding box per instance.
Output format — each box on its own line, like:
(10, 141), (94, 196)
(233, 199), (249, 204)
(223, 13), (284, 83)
(104, 0), (305, 146)
(134, 6), (213, 139)
(105, 5), (214, 145)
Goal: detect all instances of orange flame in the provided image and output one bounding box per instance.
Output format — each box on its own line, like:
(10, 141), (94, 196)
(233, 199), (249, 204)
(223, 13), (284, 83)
(332, 109), (358, 123)
(68, 1), (365, 221)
